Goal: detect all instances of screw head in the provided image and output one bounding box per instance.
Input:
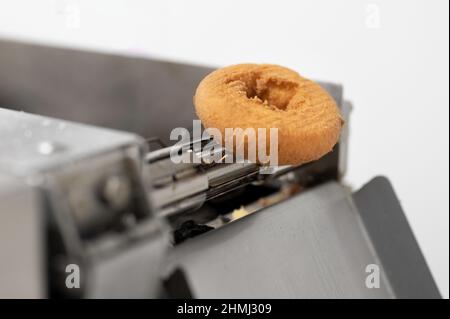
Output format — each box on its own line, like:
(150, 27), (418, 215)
(100, 174), (132, 211)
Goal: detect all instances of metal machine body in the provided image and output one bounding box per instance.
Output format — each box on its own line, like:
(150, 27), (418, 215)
(0, 40), (441, 298)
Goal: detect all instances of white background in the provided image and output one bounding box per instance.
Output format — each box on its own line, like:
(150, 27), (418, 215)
(0, 0), (448, 297)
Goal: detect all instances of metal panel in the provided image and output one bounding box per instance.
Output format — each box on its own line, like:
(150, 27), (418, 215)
(0, 175), (45, 298)
(168, 181), (393, 298)
(85, 222), (168, 299)
(353, 176), (441, 298)
(0, 39), (210, 144)
(0, 108), (142, 177)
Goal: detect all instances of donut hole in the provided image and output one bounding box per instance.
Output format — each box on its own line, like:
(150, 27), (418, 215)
(254, 79), (298, 110)
(238, 75), (298, 110)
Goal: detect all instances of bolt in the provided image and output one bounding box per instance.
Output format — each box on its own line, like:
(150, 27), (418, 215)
(100, 174), (132, 211)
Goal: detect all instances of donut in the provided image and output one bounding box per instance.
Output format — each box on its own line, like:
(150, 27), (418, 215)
(194, 64), (343, 166)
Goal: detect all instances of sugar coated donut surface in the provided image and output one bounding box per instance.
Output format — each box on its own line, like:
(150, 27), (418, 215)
(194, 64), (343, 165)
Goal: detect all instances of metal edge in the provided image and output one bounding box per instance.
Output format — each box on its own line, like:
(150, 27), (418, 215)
(352, 176), (441, 299)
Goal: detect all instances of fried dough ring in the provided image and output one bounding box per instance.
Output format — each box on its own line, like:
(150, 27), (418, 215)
(194, 64), (343, 165)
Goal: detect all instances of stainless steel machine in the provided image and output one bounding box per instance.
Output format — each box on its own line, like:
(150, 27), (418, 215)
(0, 40), (441, 298)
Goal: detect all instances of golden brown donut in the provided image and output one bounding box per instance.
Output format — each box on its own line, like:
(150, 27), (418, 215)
(194, 64), (343, 165)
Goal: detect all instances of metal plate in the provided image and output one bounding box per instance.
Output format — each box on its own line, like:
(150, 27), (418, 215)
(0, 175), (45, 298)
(0, 108), (142, 176)
(167, 181), (394, 298)
(353, 176), (441, 298)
